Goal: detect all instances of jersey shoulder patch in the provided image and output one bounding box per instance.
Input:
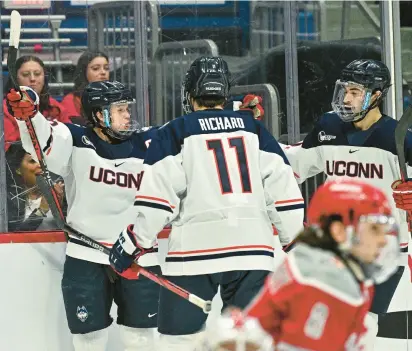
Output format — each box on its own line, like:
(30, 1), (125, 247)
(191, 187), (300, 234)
(64, 123), (94, 149)
(302, 112), (345, 149)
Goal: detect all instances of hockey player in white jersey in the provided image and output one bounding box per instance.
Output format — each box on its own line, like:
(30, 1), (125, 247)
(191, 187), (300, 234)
(109, 56), (305, 350)
(6, 81), (160, 351)
(274, 59), (411, 348)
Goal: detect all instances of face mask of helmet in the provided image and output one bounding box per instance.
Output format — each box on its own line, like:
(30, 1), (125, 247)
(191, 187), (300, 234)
(331, 80), (375, 122)
(98, 100), (139, 141)
(340, 214), (399, 282)
(332, 60), (390, 123)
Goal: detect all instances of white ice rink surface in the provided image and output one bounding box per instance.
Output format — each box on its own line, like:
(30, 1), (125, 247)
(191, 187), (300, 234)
(0, 237), (411, 350)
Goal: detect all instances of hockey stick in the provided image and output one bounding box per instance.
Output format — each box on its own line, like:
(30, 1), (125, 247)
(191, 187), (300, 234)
(7, 10), (65, 223)
(7, 11), (21, 91)
(394, 105), (412, 234)
(36, 175), (212, 314)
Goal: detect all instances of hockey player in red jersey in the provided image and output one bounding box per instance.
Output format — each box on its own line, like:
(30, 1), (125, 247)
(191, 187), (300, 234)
(196, 179), (400, 351)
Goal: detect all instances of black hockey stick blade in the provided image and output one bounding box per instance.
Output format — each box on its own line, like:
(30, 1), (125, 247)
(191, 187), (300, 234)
(7, 10), (21, 91)
(395, 106), (412, 180)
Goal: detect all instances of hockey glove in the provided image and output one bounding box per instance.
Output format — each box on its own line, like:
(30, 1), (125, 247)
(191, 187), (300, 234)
(239, 94), (264, 120)
(109, 224), (155, 280)
(6, 86), (39, 120)
(392, 179), (412, 211)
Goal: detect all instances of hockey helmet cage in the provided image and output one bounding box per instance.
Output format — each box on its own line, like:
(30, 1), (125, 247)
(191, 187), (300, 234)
(332, 59), (391, 122)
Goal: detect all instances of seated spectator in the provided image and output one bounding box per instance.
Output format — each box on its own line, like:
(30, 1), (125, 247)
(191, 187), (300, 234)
(6, 142), (65, 231)
(3, 55), (71, 150)
(61, 51), (109, 125)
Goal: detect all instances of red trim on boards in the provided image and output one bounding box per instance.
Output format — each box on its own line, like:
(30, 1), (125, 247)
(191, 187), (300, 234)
(0, 231), (66, 243)
(0, 229), (173, 244)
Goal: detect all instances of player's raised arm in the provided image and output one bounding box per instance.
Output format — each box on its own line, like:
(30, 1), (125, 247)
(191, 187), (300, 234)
(7, 86), (73, 176)
(257, 123), (304, 245)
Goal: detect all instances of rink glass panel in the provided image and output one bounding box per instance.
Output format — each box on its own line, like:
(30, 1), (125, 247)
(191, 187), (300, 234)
(0, 1), (389, 229)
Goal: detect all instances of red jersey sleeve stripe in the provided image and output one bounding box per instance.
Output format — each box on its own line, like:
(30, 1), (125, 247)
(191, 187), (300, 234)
(275, 198), (304, 205)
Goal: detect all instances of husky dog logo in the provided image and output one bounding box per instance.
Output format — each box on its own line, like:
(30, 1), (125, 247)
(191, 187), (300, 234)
(82, 135), (96, 150)
(76, 306), (88, 322)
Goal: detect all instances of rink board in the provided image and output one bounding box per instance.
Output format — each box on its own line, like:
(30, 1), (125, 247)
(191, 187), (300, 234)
(0, 230), (241, 351)
(0, 230), (411, 351)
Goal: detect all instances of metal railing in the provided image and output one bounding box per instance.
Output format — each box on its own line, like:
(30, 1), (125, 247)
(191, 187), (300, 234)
(1, 15), (66, 22)
(151, 39), (219, 126)
(1, 60), (73, 68)
(340, 0), (380, 39)
(1, 15), (71, 95)
(88, 0), (160, 88)
(249, 1), (326, 56)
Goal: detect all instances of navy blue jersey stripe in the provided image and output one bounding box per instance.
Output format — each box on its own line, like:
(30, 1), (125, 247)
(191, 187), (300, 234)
(276, 203), (305, 212)
(134, 200), (173, 213)
(165, 249), (274, 262)
(43, 134), (53, 153)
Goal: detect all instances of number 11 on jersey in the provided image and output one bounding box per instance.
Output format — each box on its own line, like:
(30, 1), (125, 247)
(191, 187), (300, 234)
(206, 136), (252, 194)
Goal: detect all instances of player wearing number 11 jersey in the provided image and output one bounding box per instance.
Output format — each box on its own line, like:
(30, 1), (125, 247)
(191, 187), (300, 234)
(109, 56), (305, 350)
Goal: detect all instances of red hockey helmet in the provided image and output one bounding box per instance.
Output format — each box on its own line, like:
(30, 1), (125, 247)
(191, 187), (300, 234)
(307, 179), (398, 283)
(307, 179), (392, 227)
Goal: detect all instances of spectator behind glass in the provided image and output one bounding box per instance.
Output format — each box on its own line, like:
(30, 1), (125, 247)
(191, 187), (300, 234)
(5, 142), (65, 232)
(60, 51), (109, 125)
(3, 55), (71, 151)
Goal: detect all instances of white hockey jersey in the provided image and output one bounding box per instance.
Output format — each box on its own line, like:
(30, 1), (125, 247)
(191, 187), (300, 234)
(282, 112), (411, 259)
(17, 112), (158, 266)
(129, 109), (305, 276)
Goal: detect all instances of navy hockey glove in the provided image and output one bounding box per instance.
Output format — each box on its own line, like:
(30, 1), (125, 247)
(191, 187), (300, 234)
(109, 225), (155, 279)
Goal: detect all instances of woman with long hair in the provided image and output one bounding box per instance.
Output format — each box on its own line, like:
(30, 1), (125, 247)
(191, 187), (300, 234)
(6, 142), (64, 231)
(60, 51), (109, 124)
(3, 55), (71, 150)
